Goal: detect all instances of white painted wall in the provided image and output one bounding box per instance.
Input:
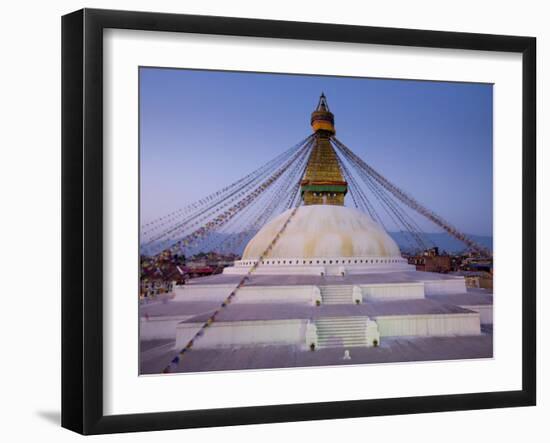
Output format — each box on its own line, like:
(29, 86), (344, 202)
(176, 319), (307, 348)
(423, 278), (467, 295)
(224, 261), (414, 275)
(1, 1), (546, 442)
(140, 317), (191, 340)
(178, 284), (320, 304)
(224, 264), (326, 275)
(375, 313), (481, 337)
(361, 282), (425, 301)
(461, 305), (494, 325)
(173, 285), (235, 301)
(238, 286), (319, 304)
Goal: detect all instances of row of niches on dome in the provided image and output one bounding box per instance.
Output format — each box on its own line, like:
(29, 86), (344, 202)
(223, 253), (414, 276)
(235, 256), (407, 267)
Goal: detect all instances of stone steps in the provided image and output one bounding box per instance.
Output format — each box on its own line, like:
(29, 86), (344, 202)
(315, 316), (368, 348)
(318, 329), (365, 336)
(320, 285), (354, 305)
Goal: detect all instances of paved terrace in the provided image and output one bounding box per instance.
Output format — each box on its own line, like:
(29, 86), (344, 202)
(140, 329), (493, 375)
(140, 290), (491, 321)
(426, 290), (493, 306)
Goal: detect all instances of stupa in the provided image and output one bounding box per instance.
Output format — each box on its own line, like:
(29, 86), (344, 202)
(140, 95), (493, 372)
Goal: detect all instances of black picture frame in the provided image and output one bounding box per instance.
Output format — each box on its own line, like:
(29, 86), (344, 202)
(61, 8), (536, 435)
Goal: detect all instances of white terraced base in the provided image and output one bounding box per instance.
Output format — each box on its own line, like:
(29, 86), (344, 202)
(315, 316), (368, 348)
(320, 285), (354, 304)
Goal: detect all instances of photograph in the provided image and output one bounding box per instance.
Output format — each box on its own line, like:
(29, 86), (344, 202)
(138, 68), (494, 375)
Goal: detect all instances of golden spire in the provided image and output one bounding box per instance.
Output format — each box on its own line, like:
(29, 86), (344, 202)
(310, 93), (336, 134)
(301, 94), (347, 206)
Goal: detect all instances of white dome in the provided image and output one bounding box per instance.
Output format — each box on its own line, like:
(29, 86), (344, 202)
(242, 205), (401, 260)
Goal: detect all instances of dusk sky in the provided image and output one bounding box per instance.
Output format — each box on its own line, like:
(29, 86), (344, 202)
(140, 67), (493, 237)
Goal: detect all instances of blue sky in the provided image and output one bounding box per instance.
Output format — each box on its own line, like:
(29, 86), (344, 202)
(140, 68), (493, 237)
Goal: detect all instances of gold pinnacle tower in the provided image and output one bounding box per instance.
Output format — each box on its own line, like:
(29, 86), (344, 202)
(301, 94), (348, 206)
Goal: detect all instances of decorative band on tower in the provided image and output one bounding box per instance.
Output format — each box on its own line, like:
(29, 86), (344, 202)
(310, 93), (336, 135)
(301, 93), (348, 206)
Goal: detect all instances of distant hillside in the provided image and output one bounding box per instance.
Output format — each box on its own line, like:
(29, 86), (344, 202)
(388, 231), (493, 255)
